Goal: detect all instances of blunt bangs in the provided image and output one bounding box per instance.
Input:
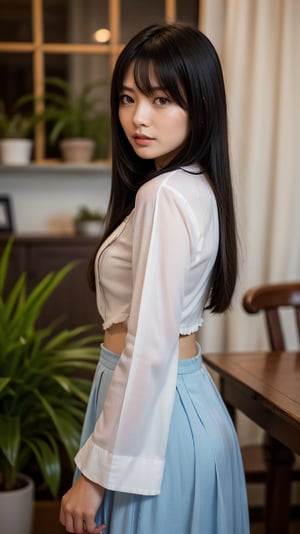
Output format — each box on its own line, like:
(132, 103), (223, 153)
(132, 54), (188, 111)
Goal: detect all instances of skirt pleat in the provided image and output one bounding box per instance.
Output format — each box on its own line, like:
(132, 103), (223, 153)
(75, 344), (250, 534)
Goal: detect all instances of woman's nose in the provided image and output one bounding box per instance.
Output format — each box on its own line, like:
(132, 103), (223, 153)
(132, 102), (150, 127)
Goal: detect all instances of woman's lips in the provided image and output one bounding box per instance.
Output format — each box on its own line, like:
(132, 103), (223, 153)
(133, 134), (154, 146)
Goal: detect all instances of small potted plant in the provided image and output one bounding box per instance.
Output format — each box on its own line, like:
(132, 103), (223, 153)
(74, 206), (106, 236)
(0, 101), (34, 165)
(0, 238), (100, 534)
(35, 76), (110, 163)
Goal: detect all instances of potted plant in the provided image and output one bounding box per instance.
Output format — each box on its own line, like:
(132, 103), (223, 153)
(35, 76), (109, 163)
(74, 206), (106, 236)
(0, 101), (34, 165)
(0, 238), (100, 534)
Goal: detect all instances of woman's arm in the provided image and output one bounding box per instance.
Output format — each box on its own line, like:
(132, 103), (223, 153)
(74, 176), (195, 495)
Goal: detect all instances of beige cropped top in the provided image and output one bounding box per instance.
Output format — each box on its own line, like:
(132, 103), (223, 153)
(75, 165), (219, 496)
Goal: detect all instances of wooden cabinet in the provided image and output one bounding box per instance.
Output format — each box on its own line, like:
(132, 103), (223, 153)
(0, 235), (102, 336)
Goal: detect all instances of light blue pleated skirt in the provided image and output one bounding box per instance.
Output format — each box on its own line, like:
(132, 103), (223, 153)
(75, 343), (250, 534)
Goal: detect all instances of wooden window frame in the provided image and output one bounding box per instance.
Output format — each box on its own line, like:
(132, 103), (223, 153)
(0, 0), (200, 164)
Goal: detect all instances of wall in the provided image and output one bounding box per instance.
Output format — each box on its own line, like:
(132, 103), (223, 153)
(0, 164), (111, 235)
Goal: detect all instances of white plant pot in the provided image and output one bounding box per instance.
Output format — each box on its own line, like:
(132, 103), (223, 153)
(75, 220), (104, 236)
(59, 138), (95, 163)
(0, 473), (34, 534)
(1, 139), (33, 165)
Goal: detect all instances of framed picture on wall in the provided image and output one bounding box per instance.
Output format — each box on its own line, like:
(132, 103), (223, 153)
(0, 196), (14, 233)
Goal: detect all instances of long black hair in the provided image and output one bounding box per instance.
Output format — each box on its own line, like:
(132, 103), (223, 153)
(88, 23), (237, 313)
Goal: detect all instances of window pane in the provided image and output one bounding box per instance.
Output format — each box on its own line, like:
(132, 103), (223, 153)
(44, 53), (110, 159)
(121, 0), (165, 43)
(44, 53), (110, 106)
(43, 0), (109, 44)
(0, 0), (32, 41)
(177, 0), (199, 26)
(0, 53), (33, 116)
(43, 0), (68, 43)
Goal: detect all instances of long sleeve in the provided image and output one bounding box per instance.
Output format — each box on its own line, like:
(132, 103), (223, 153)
(75, 174), (198, 495)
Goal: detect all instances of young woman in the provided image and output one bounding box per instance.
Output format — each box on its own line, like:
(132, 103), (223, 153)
(60, 24), (250, 534)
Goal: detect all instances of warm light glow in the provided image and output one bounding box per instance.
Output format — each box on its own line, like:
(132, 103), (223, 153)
(93, 28), (111, 43)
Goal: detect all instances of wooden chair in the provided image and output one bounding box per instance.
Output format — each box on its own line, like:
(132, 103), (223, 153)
(241, 281), (300, 523)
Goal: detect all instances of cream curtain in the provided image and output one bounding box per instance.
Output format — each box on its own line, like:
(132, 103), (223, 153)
(198, 0), (300, 445)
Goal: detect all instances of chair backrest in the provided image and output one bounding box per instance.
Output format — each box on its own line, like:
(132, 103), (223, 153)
(242, 282), (300, 350)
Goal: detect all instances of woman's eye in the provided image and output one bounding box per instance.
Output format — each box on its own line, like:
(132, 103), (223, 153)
(154, 96), (170, 105)
(120, 94), (134, 104)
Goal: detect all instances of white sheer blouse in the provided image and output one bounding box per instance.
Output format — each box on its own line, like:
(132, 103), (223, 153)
(75, 165), (219, 495)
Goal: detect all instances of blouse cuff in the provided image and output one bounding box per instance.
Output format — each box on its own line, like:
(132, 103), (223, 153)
(75, 435), (163, 496)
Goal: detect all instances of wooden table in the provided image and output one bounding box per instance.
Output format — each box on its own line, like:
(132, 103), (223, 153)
(203, 351), (300, 534)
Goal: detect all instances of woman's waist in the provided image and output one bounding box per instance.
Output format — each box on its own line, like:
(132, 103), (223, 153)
(103, 322), (198, 360)
(103, 322), (128, 355)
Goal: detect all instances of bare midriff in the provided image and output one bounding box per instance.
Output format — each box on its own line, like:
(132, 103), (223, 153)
(104, 322), (198, 360)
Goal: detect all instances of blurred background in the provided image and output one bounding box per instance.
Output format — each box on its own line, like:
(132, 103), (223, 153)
(0, 0), (300, 523)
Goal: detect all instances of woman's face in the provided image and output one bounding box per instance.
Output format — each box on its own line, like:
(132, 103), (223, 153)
(118, 63), (189, 169)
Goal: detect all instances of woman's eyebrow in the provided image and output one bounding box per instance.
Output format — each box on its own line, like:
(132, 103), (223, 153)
(121, 84), (166, 93)
(120, 85), (135, 92)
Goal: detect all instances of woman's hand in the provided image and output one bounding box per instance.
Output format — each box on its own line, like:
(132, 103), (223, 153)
(59, 474), (106, 533)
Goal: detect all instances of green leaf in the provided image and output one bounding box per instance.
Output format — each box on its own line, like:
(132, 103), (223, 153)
(0, 415), (20, 466)
(25, 436), (60, 498)
(37, 396), (82, 465)
(53, 375), (90, 404)
(0, 377), (10, 393)
(0, 237), (14, 297)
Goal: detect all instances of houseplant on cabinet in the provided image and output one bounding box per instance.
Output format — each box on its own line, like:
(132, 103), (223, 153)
(0, 238), (100, 534)
(0, 100), (34, 165)
(74, 206), (106, 236)
(34, 76), (109, 163)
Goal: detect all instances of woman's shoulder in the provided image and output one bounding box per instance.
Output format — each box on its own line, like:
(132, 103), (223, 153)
(133, 165), (218, 243)
(136, 165), (213, 207)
